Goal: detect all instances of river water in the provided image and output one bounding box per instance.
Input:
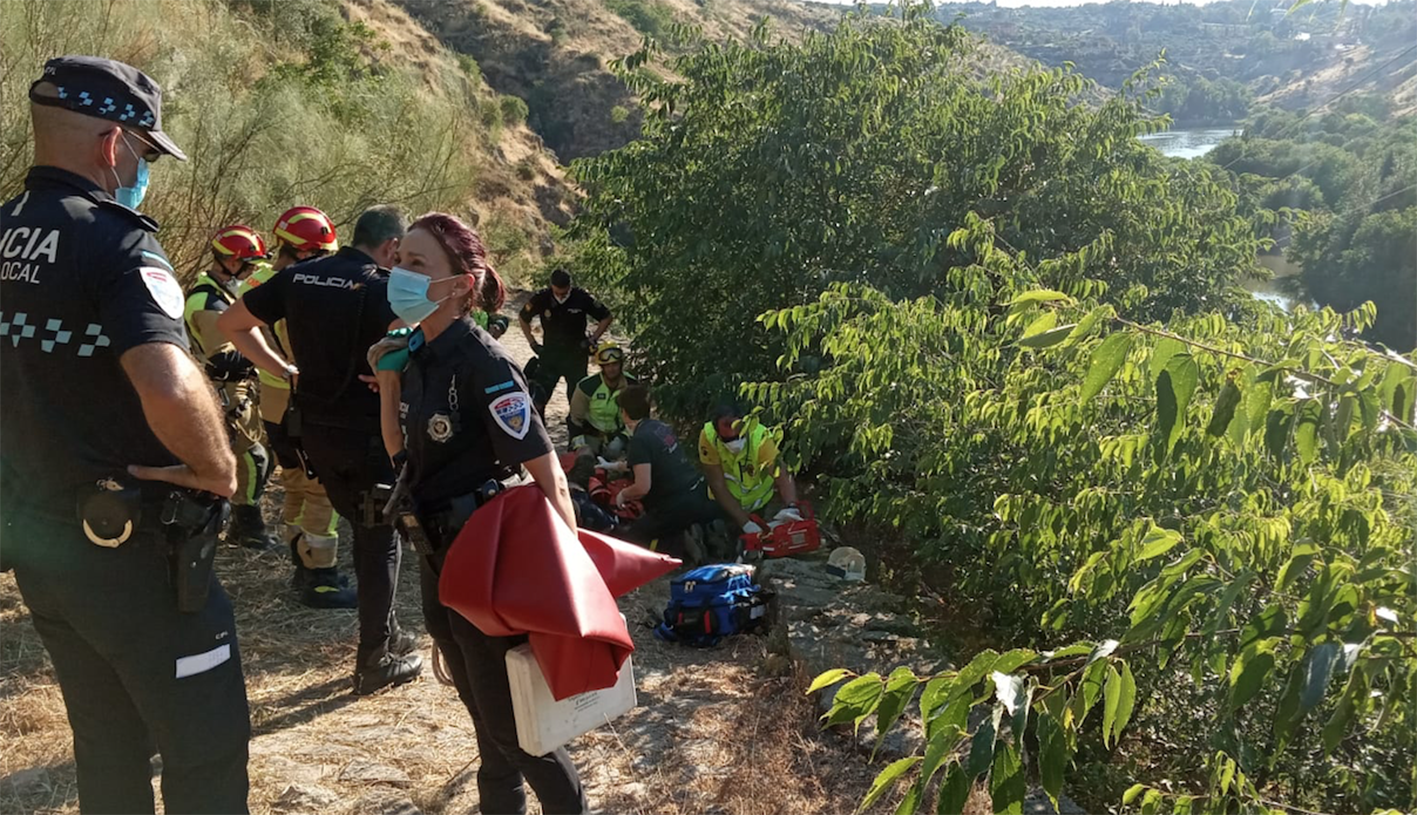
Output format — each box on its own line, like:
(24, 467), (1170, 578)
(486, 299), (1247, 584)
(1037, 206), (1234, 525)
(1137, 127), (1240, 160)
(1140, 127), (1299, 310)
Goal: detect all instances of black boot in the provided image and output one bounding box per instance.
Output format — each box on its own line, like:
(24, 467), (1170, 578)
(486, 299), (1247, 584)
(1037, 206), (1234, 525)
(388, 615), (418, 656)
(352, 644), (423, 696)
(288, 532), (358, 609)
(296, 567), (358, 609)
(228, 504), (279, 551)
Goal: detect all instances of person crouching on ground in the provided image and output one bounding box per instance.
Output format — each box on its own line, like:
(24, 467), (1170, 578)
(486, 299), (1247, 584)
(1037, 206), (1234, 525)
(613, 384), (723, 564)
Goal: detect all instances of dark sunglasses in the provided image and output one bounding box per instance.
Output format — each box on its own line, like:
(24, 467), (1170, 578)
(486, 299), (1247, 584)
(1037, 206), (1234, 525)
(118, 129), (162, 163)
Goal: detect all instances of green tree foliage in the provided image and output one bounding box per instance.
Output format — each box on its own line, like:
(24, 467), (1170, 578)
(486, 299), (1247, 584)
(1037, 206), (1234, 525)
(604, 0), (678, 40)
(0, 0), (501, 278)
(566, 6), (1413, 812)
(570, 8), (1262, 415)
(1153, 75), (1252, 125)
(1211, 106), (1417, 350)
(766, 220), (1417, 812)
(1291, 207), (1417, 350)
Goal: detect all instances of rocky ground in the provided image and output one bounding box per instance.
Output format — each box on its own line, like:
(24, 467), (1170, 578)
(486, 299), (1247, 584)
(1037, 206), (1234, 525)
(1, 291), (1086, 814)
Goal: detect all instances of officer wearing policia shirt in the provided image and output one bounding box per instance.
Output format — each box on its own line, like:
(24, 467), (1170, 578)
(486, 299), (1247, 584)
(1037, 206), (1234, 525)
(518, 267), (612, 416)
(239, 206), (357, 609)
(0, 56), (250, 813)
(220, 205), (424, 695)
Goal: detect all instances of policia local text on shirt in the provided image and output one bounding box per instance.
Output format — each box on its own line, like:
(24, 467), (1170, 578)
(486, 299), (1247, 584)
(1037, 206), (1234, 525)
(0, 56), (251, 814)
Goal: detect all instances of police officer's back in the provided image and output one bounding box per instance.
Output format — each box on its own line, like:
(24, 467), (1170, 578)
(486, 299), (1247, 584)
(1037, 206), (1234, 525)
(0, 56), (250, 814)
(220, 205), (423, 694)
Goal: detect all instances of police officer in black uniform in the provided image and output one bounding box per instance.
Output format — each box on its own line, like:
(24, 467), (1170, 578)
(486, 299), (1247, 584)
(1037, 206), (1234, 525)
(517, 268), (613, 417)
(219, 205), (423, 694)
(0, 56), (250, 813)
(381, 213), (587, 814)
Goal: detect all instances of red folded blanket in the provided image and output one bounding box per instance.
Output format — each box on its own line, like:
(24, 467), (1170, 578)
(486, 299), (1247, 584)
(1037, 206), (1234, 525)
(438, 484), (680, 700)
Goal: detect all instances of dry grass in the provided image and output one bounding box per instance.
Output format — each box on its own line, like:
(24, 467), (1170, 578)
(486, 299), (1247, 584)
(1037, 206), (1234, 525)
(1, 291), (883, 815)
(1, 543), (887, 815)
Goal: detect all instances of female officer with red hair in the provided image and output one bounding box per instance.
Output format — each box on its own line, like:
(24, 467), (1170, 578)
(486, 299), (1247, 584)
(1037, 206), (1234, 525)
(379, 212), (587, 814)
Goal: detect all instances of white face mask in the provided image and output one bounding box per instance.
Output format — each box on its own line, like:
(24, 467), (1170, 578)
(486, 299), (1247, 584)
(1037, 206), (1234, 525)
(724, 438), (747, 454)
(554, 292), (570, 305)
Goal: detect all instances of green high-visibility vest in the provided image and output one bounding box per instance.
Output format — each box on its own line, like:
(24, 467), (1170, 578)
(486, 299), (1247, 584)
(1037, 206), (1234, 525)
(183, 270), (234, 362)
(579, 372), (638, 434)
(237, 262), (291, 391)
(702, 421), (776, 512)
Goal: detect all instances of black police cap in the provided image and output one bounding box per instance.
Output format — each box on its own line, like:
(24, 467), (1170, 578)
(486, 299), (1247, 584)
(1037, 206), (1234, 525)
(28, 55), (187, 161)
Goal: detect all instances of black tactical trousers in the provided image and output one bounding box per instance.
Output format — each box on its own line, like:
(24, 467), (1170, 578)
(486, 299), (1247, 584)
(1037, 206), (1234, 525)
(530, 348), (588, 415)
(623, 486), (722, 554)
(7, 514), (250, 814)
(419, 558), (587, 815)
(301, 424), (400, 655)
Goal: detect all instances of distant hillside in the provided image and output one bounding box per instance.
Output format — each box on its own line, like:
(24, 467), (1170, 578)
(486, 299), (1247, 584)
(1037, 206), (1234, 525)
(934, 0), (1417, 120)
(1256, 40), (1417, 117)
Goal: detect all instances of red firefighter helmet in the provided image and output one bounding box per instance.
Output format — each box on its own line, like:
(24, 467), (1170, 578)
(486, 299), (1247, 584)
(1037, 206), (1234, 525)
(210, 225), (268, 262)
(272, 206), (338, 252)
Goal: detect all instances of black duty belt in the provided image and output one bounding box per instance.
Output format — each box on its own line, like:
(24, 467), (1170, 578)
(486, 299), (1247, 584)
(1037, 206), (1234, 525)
(410, 476), (522, 556)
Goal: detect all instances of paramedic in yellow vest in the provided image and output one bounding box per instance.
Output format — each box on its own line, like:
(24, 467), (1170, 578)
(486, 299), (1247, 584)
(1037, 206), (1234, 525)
(185, 225), (279, 550)
(568, 342), (637, 461)
(698, 401), (801, 537)
(238, 206), (356, 608)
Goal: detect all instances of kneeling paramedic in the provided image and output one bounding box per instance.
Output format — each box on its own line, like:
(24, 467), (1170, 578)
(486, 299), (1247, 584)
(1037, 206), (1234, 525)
(2, 56), (250, 813)
(698, 401), (801, 540)
(567, 342), (636, 462)
(615, 384), (722, 562)
(186, 224), (279, 550)
(220, 205), (423, 695)
(377, 212), (588, 814)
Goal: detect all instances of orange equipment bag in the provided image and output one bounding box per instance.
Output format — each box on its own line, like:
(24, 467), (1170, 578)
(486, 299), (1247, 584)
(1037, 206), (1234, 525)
(739, 501), (821, 558)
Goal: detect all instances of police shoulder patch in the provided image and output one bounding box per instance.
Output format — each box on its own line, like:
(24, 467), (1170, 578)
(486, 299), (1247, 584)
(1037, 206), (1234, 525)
(489, 391), (532, 440)
(140, 266), (185, 319)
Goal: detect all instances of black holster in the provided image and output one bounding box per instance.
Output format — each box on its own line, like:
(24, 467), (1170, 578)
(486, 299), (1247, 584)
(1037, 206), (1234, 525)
(161, 491), (230, 614)
(415, 480), (508, 558)
(364, 482), (394, 528)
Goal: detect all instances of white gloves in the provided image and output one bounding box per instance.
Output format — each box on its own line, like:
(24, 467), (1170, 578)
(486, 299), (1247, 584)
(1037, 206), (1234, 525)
(773, 506), (804, 524)
(742, 520), (764, 535)
(598, 456), (629, 473)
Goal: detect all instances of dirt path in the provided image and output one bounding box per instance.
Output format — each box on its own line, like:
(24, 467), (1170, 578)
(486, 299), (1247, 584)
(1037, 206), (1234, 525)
(0, 292), (879, 815)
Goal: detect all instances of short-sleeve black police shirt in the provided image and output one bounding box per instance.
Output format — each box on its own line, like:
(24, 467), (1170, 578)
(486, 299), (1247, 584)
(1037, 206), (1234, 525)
(400, 316), (553, 510)
(518, 286), (611, 352)
(241, 246), (394, 431)
(0, 167), (189, 516)
(626, 418), (702, 511)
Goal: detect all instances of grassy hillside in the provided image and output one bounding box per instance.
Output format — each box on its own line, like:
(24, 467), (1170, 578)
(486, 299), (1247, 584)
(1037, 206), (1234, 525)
(392, 0), (844, 161)
(0, 0), (572, 282)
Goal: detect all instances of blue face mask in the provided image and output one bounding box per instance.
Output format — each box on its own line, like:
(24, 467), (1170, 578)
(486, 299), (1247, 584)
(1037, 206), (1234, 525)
(110, 134), (150, 210)
(387, 267), (453, 325)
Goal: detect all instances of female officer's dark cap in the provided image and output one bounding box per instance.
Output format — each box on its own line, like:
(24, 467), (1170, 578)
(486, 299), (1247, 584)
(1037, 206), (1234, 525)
(28, 55), (187, 161)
